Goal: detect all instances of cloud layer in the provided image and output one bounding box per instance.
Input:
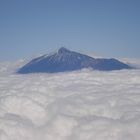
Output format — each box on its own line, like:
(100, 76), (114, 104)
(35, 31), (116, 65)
(0, 61), (140, 140)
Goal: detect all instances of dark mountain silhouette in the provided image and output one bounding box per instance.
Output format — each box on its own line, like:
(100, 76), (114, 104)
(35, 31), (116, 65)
(17, 47), (132, 74)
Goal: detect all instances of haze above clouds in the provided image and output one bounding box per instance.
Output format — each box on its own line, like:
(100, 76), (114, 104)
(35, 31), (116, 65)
(0, 60), (140, 140)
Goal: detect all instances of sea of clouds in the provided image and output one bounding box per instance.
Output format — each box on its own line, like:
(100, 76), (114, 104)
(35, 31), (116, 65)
(0, 60), (140, 140)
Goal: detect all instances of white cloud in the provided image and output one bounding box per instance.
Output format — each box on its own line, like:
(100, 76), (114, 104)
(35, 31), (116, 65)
(0, 60), (140, 140)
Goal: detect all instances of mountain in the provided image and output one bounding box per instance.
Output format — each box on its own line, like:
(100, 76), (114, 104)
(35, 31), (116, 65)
(17, 47), (132, 74)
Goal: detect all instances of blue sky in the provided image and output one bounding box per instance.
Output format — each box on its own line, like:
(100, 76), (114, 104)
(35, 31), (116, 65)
(0, 0), (140, 60)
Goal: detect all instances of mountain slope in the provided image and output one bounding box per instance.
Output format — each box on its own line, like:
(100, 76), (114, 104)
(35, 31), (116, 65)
(17, 47), (132, 73)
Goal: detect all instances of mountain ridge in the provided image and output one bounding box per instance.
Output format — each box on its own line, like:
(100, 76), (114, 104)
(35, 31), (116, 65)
(17, 47), (132, 74)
